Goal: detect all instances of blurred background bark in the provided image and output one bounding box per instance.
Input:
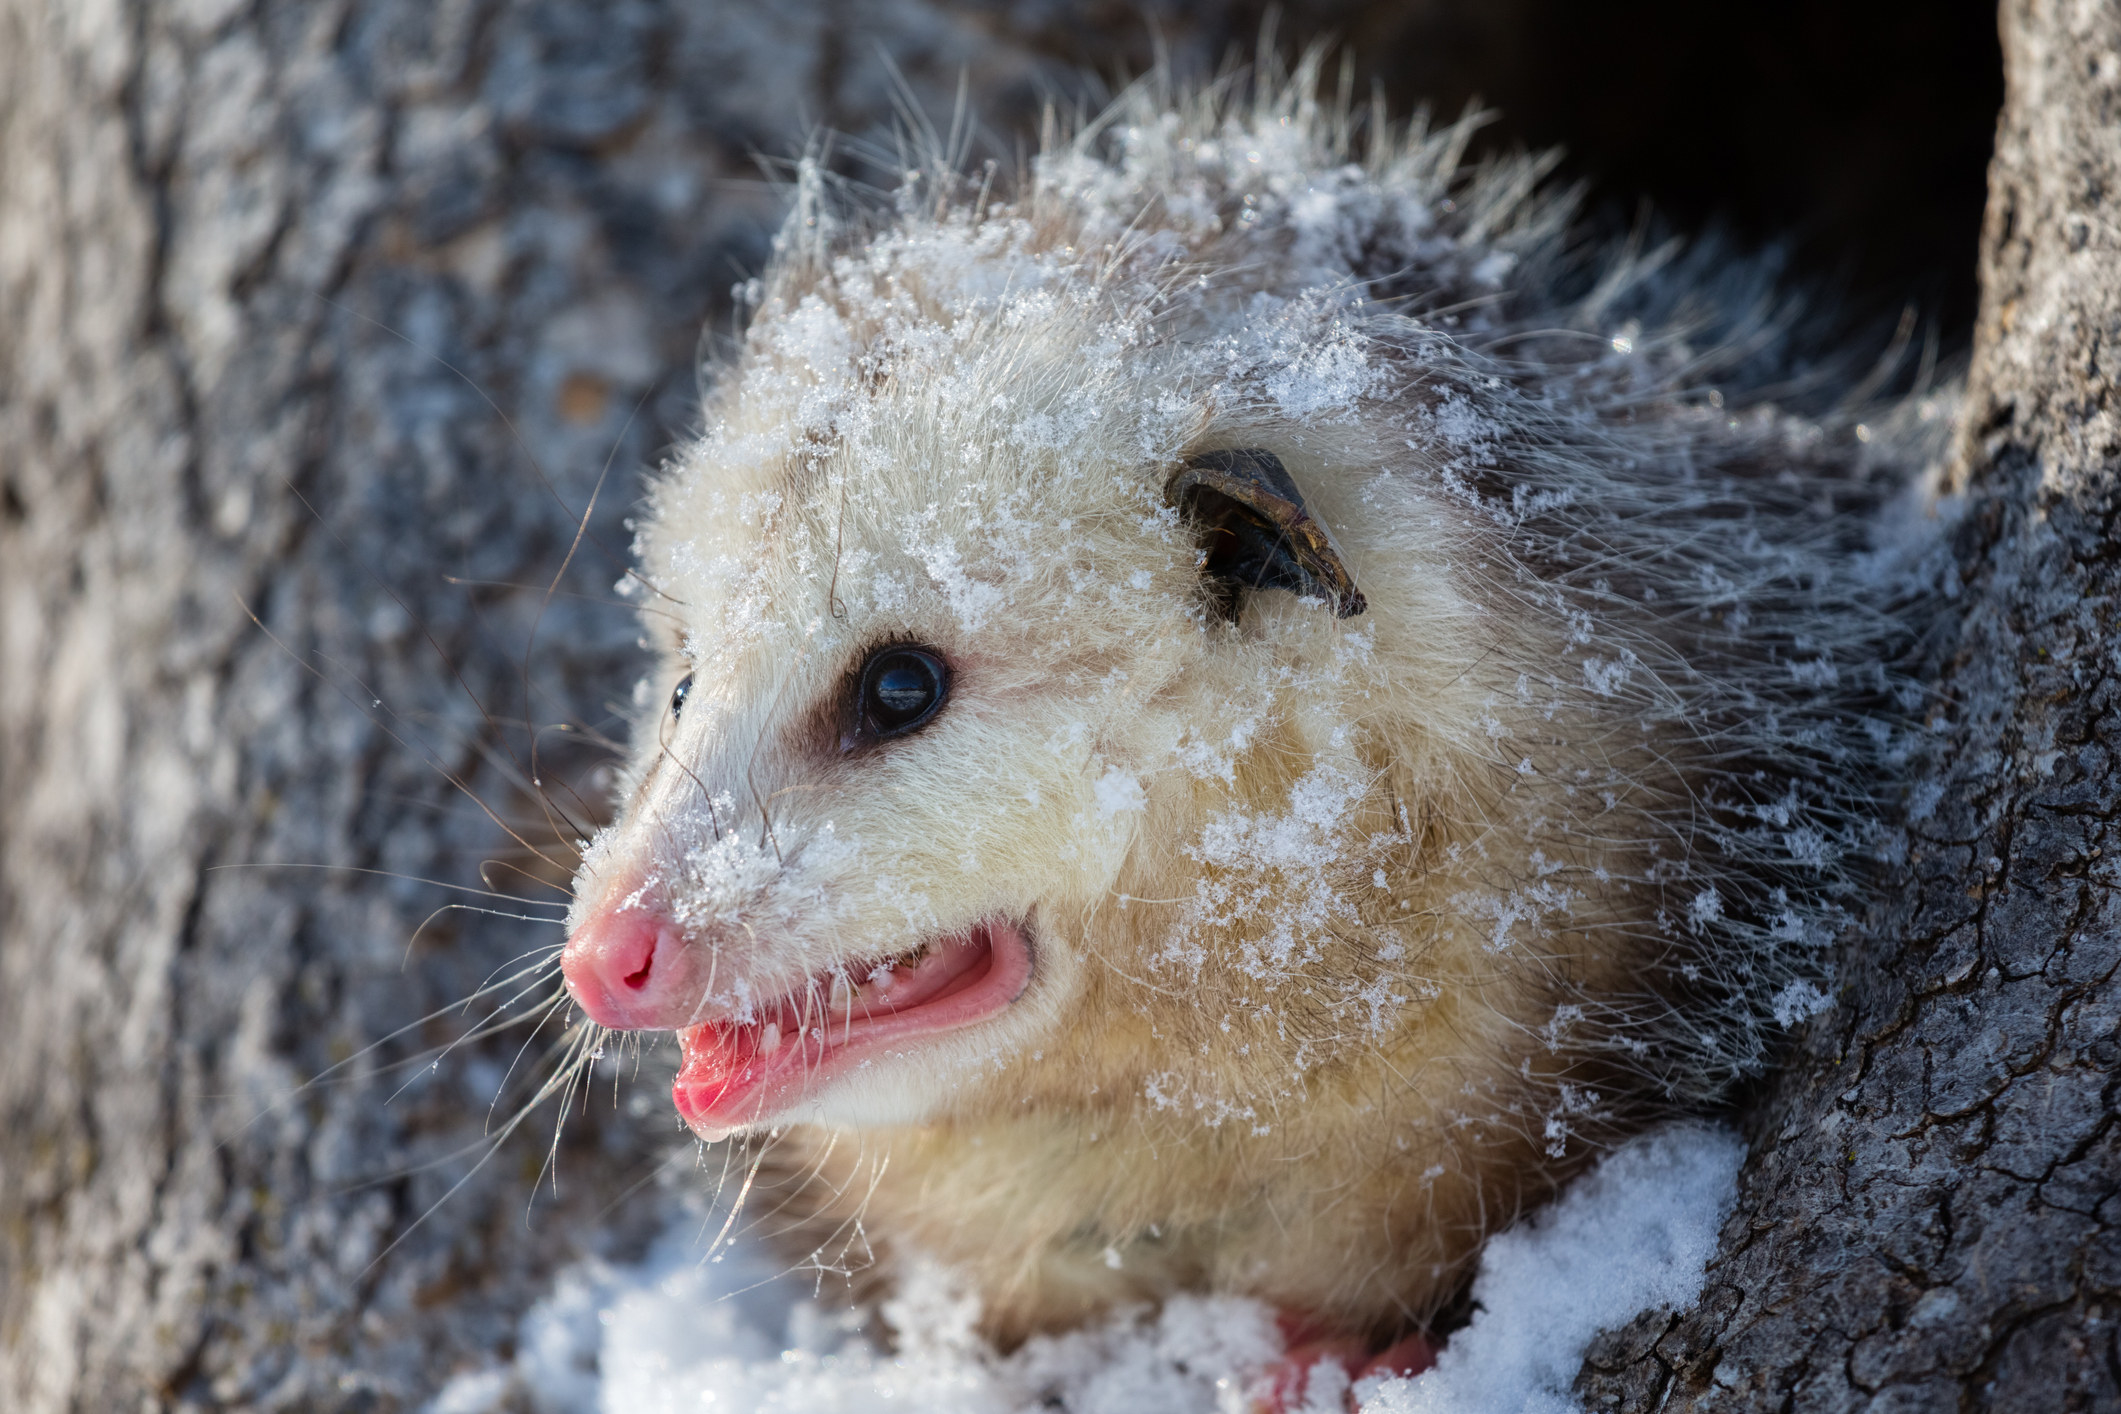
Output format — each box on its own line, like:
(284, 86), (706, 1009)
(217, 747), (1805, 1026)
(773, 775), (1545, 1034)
(2, 1), (2087, 1410)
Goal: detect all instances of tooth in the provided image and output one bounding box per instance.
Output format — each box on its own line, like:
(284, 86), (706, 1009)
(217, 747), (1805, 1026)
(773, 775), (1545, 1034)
(829, 974), (852, 1009)
(871, 966), (897, 994)
(758, 1022), (781, 1057)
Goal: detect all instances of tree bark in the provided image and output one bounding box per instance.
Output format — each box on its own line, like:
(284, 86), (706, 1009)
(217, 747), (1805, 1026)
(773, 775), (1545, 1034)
(1578, 3), (2121, 1410)
(0, 3), (1176, 1409)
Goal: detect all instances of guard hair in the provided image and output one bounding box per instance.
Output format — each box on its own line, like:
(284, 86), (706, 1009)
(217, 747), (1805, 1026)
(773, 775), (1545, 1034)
(560, 46), (1952, 1348)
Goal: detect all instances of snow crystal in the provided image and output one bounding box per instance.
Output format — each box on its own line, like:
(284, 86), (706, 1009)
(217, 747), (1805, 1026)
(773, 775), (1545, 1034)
(1579, 656), (1629, 697)
(1265, 322), (1380, 420)
(1456, 877), (1578, 954)
(1430, 396), (1493, 448)
(1769, 979), (1834, 1027)
(1094, 767), (1148, 819)
(1171, 760), (1379, 977)
(424, 1125), (1741, 1414)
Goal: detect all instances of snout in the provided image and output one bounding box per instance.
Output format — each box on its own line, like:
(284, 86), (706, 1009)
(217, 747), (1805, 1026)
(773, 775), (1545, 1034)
(560, 899), (706, 1031)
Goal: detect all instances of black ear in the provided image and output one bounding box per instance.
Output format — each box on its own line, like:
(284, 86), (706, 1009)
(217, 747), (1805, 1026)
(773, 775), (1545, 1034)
(1164, 448), (1366, 621)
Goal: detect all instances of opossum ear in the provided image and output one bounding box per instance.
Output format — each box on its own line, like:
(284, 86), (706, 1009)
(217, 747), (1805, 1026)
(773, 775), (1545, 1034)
(1165, 449), (1366, 621)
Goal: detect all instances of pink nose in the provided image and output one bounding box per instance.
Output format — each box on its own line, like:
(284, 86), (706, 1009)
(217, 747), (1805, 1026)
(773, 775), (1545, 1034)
(560, 903), (703, 1030)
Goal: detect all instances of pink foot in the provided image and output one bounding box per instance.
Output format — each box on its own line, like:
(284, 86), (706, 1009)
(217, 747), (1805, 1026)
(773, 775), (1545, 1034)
(1355, 1331), (1438, 1382)
(1253, 1314), (1437, 1412)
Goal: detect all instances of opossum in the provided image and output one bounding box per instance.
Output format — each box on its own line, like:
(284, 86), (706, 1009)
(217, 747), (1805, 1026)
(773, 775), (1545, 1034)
(558, 53), (1945, 1362)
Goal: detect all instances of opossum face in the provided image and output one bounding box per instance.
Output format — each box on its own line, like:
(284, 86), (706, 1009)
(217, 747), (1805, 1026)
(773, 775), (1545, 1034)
(562, 263), (1492, 1142)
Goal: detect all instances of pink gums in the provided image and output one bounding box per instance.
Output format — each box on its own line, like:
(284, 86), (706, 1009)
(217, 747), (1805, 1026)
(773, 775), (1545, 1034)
(672, 917), (1033, 1139)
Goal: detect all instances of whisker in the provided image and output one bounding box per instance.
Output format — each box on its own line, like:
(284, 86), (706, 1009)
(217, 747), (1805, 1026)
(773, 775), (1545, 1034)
(207, 861), (568, 910)
(522, 380), (660, 876)
(236, 593), (578, 877)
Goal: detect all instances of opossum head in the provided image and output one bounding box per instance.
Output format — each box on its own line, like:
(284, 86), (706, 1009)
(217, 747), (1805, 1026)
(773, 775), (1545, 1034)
(560, 224), (1519, 1143)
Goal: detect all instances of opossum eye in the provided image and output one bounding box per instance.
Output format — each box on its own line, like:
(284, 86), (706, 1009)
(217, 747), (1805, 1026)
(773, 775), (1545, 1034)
(670, 673), (694, 720)
(1166, 448), (1364, 621)
(857, 646), (948, 739)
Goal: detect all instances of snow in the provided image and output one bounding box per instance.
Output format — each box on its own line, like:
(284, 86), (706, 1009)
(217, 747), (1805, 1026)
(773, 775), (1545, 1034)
(1353, 1125), (1743, 1414)
(427, 1124), (1742, 1414)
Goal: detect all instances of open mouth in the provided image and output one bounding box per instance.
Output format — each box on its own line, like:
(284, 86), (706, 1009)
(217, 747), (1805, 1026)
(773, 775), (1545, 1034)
(671, 916), (1033, 1139)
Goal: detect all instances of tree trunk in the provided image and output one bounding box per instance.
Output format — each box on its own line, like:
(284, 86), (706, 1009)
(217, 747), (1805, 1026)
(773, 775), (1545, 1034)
(0, 2), (2076, 1411)
(1577, 2), (2121, 1409)
(0, 3), (1158, 1409)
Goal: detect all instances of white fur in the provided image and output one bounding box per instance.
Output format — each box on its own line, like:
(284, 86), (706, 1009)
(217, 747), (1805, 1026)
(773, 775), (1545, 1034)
(569, 50), (1951, 1340)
